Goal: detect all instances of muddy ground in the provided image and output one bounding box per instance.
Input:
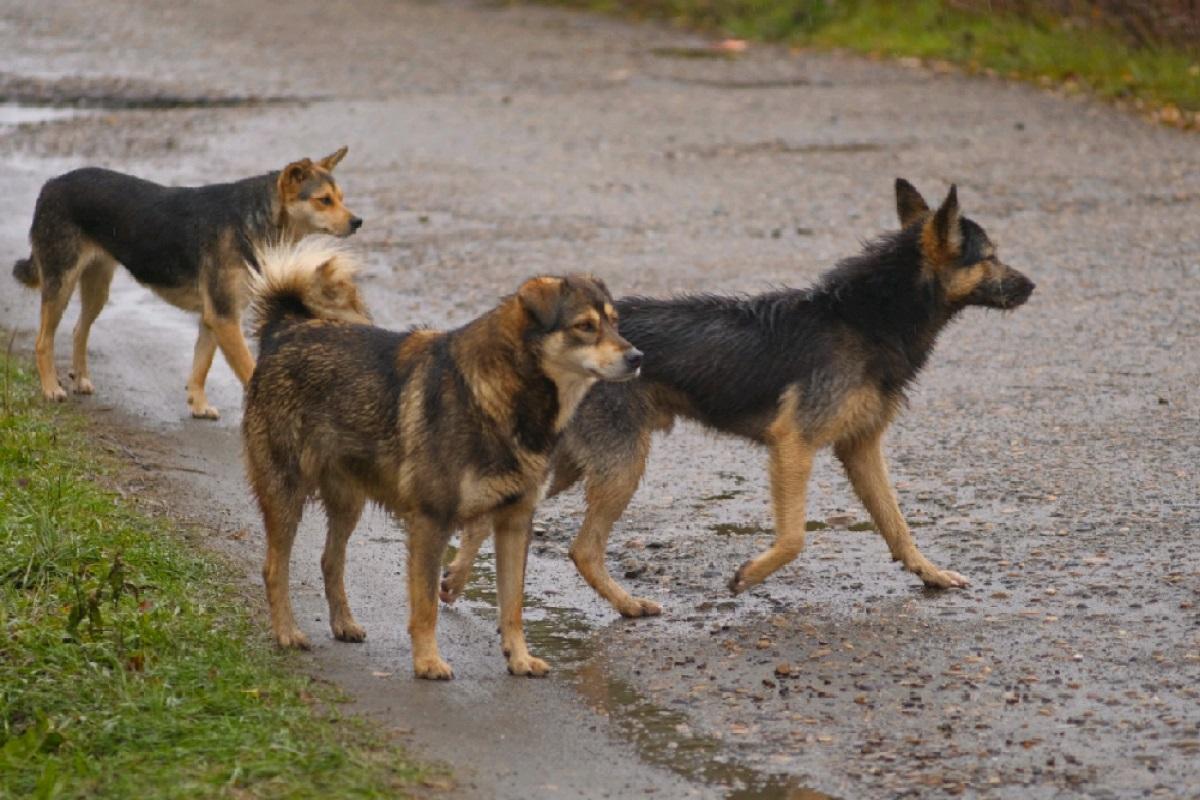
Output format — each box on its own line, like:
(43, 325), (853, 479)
(1, 0), (1198, 797)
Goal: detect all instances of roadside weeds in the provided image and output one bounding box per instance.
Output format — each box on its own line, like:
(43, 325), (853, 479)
(0, 352), (438, 799)
(535, 0), (1200, 128)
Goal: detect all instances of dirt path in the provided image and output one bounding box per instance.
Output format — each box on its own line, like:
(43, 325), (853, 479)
(2, 0), (1198, 796)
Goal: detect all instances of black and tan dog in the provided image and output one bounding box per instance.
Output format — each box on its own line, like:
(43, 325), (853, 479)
(443, 180), (1035, 617)
(243, 241), (640, 679)
(11, 147), (361, 419)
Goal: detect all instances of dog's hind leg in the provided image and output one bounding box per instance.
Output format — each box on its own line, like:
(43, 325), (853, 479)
(835, 433), (969, 589)
(69, 255), (116, 395)
(260, 490), (310, 649)
(729, 408), (813, 594)
(186, 322), (221, 419)
(208, 315), (256, 386)
(32, 245), (89, 402)
(320, 480), (367, 642)
(440, 518), (489, 604)
(494, 501), (549, 677)
(570, 443), (661, 618)
(406, 514), (454, 679)
(442, 450), (584, 604)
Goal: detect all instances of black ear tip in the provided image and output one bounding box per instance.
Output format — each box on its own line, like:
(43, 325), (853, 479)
(895, 177), (911, 192)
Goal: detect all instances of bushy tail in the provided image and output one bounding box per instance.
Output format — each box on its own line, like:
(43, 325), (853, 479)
(250, 238), (371, 344)
(12, 256), (39, 288)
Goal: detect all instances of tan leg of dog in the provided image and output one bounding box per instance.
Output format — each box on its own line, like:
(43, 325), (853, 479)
(207, 315), (256, 385)
(494, 502), (549, 677)
(321, 484), (367, 642)
(407, 515), (454, 680)
(69, 257), (116, 395)
(729, 419), (813, 594)
(261, 495), (309, 649)
(441, 518), (489, 603)
(835, 434), (969, 589)
(570, 458), (661, 618)
(35, 275), (81, 402)
(186, 322), (221, 419)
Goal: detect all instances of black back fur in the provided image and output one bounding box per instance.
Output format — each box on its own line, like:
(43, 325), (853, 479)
(592, 223), (965, 442)
(31, 167), (279, 286)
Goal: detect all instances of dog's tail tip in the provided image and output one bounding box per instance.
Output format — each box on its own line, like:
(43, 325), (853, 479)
(12, 257), (39, 288)
(250, 237), (370, 339)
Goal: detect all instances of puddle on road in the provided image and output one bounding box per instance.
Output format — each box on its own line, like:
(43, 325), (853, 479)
(0, 103), (83, 126)
(709, 519), (877, 536)
(649, 46), (740, 61)
(455, 549), (839, 798)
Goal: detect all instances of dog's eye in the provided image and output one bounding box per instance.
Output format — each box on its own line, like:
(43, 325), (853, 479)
(574, 320), (597, 334)
(321, 196), (334, 206)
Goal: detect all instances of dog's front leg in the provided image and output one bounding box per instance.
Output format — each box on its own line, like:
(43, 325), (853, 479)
(406, 515), (454, 679)
(730, 418), (813, 594)
(834, 433), (968, 589)
(493, 501), (549, 677)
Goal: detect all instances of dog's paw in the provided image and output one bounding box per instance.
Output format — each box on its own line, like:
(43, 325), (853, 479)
(43, 385), (68, 403)
(919, 567), (970, 590)
(275, 627), (311, 650)
(332, 619), (367, 642)
(616, 596), (663, 618)
(413, 655), (454, 680)
(189, 403), (220, 420)
(728, 560), (756, 595)
(72, 376), (94, 395)
(439, 568), (466, 604)
(507, 654), (550, 677)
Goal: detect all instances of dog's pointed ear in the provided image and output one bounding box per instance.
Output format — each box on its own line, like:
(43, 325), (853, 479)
(895, 178), (929, 227)
(930, 184), (961, 253)
(278, 158), (314, 197)
(318, 146), (348, 172)
(518, 276), (565, 330)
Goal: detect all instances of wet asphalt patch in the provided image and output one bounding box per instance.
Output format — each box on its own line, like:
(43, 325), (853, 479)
(0, 72), (317, 111)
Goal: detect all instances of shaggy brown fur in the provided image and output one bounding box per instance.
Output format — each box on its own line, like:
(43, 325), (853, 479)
(243, 246), (640, 678)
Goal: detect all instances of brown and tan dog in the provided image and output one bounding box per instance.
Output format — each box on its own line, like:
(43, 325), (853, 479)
(11, 147), (360, 419)
(242, 241), (641, 679)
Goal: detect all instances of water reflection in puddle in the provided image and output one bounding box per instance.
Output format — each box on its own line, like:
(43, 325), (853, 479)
(0, 103), (82, 126)
(453, 548), (838, 799)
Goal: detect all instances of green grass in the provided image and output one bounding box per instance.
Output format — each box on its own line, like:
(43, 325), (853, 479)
(0, 355), (430, 799)
(544, 0), (1200, 117)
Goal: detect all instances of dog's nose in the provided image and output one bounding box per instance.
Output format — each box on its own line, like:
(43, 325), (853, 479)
(350, 217), (363, 231)
(624, 349), (643, 371)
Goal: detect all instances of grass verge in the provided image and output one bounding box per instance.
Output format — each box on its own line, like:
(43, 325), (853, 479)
(544, 0), (1200, 124)
(0, 353), (430, 799)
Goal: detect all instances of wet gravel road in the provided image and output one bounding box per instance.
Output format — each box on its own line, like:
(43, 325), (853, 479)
(1, 0), (1198, 796)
